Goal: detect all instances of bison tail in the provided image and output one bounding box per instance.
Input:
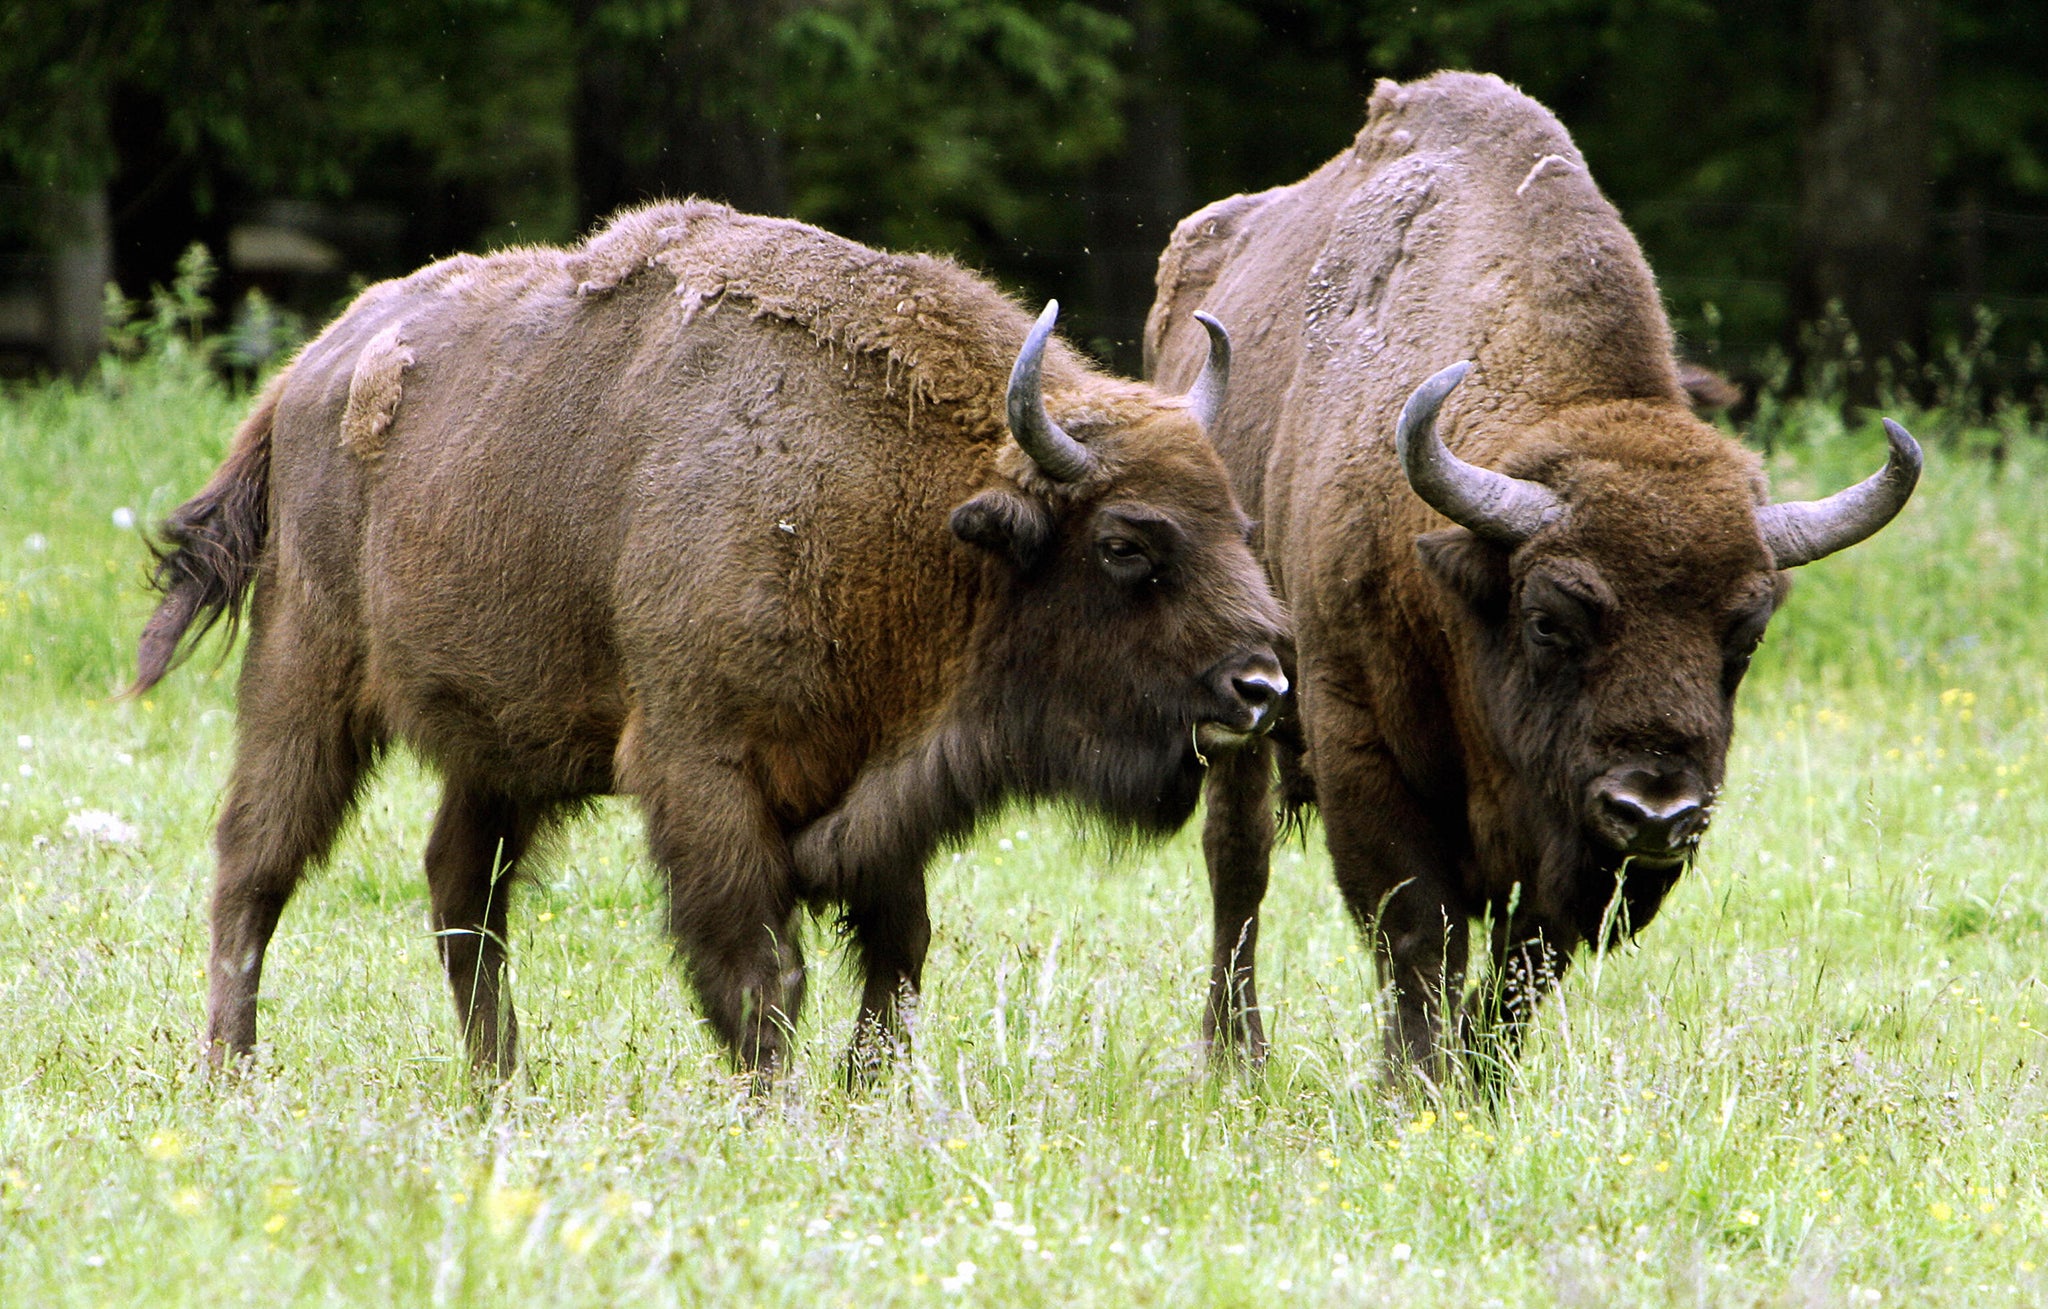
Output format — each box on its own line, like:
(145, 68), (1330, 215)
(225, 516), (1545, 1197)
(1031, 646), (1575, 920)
(129, 376), (282, 696)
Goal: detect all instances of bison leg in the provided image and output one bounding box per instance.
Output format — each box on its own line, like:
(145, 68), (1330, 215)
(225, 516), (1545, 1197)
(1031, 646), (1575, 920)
(203, 625), (373, 1068)
(1199, 737), (1276, 1063)
(839, 874), (932, 1087)
(786, 759), (951, 1084)
(644, 775), (805, 1080)
(424, 785), (545, 1081)
(1369, 887), (1471, 1086)
(1463, 920), (1574, 1092)
(1317, 734), (1469, 1084)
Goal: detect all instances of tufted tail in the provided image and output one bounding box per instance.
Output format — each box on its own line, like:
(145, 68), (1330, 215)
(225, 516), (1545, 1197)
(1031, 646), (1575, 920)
(129, 375), (281, 695)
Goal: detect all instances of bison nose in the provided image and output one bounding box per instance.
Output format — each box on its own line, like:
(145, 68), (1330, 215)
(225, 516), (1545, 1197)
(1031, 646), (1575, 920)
(1205, 653), (1288, 742)
(1596, 783), (1709, 859)
(1232, 668), (1289, 720)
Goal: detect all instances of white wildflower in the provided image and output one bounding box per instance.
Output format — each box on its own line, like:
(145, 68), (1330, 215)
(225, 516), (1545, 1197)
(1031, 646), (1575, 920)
(940, 1261), (977, 1293)
(66, 810), (139, 845)
(24, 533), (46, 553)
(112, 507), (136, 531)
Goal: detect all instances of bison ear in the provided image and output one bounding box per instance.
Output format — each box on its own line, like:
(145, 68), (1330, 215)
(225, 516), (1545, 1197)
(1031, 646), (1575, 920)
(1416, 528), (1510, 614)
(950, 488), (1052, 568)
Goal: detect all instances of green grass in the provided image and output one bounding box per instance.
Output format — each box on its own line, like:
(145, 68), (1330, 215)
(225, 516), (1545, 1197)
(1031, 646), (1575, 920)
(1, 361), (2044, 1305)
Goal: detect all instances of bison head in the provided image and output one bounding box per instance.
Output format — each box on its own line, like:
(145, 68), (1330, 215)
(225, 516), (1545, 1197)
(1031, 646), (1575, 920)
(947, 303), (1290, 833)
(1398, 362), (1918, 940)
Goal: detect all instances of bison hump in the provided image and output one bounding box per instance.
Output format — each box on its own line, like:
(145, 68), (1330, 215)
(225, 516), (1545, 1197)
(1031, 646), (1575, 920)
(565, 200), (1045, 446)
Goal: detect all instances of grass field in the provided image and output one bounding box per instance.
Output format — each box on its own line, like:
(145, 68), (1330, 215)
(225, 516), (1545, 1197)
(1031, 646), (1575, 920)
(2, 352), (2044, 1306)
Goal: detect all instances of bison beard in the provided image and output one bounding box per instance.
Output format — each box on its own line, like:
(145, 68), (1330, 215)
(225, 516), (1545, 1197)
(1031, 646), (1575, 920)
(137, 201), (1287, 1086)
(1146, 73), (1918, 1090)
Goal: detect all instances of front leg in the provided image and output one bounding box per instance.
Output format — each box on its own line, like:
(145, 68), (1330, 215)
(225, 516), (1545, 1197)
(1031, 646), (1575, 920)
(839, 875), (931, 1087)
(1313, 699), (1471, 1085)
(789, 745), (959, 1084)
(1462, 916), (1575, 1094)
(641, 761), (806, 1082)
(1199, 737), (1276, 1063)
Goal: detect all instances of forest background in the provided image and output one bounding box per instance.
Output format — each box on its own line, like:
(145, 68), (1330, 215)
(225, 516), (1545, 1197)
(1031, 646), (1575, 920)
(5, 0), (2047, 410)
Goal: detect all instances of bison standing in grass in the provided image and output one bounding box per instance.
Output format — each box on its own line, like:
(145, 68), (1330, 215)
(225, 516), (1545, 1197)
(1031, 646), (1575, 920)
(1147, 73), (1918, 1085)
(138, 201), (1287, 1083)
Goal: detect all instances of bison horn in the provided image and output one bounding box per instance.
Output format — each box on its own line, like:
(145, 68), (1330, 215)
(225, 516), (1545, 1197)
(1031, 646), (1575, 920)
(1006, 300), (1096, 483)
(1755, 418), (1922, 568)
(1397, 361), (1561, 545)
(1186, 311), (1231, 431)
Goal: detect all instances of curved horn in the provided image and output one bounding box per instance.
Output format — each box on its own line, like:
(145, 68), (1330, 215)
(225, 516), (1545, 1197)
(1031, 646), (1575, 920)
(1006, 300), (1095, 483)
(1756, 418), (1922, 568)
(1397, 361), (1561, 545)
(1185, 310), (1231, 431)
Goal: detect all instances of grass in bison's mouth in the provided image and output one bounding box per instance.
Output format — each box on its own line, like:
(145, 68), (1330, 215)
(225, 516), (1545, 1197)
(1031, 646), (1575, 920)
(1, 364), (2045, 1305)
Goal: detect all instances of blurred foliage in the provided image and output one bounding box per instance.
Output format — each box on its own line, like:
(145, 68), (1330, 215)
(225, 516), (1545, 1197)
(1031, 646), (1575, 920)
(772, 0), (1127, 254)
(6, 0), (2048, 396)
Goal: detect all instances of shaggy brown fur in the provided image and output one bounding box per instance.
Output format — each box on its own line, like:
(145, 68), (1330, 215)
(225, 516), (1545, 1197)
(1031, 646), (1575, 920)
(1146, 73), (1911, 1085)
(141, 200), (1285, 1083)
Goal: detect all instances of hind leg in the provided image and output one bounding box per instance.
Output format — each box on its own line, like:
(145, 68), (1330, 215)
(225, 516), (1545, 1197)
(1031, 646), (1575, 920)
(203, 622), (373, 1067)
(424, 785), (546, 1080)
(642, 763), (805, 1079)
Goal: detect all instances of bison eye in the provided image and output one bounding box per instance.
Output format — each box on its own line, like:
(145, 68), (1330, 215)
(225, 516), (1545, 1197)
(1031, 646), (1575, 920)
(1525, 611), (1567, 647)
(1097, 536), (1155, 583)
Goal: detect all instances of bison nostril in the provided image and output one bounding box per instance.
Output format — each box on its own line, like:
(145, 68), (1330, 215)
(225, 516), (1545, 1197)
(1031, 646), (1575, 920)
(1230, 666), (1288, 719)
(1600, 787), (1705, 854)
(1234, 673), (1282, 707)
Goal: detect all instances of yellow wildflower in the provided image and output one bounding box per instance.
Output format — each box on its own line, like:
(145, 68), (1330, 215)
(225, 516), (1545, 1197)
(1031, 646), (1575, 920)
(143, 1131), (186, 1162)
(559, 1216), (600, 1255)
(486, 1185), (543, 1236)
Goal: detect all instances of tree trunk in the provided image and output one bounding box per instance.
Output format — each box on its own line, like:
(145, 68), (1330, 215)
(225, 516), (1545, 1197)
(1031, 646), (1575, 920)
(46, 181), (112, 378)
(1794, 0), (1936, 404)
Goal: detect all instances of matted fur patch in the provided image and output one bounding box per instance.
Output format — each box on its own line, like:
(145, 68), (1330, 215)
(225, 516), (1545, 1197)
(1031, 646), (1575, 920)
(340, 324), (415, 456)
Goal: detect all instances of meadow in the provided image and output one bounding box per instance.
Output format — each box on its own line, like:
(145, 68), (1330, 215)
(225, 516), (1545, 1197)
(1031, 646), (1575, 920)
(1, 344), (2043, 1306)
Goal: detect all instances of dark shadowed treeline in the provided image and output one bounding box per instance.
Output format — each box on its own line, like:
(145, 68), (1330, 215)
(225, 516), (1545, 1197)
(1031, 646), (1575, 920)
(5, 0), (2047, 405)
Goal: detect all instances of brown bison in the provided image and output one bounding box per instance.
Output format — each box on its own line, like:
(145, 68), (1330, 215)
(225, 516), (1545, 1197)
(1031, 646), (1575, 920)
(1145, 73), (1918, 1083)
(138, 200), (1288, 1082)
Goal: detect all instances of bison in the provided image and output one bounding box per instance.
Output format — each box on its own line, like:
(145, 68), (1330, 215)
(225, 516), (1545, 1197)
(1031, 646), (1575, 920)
(1145, 73), (1918, 1083)
(138, 200), (1288, 1082)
